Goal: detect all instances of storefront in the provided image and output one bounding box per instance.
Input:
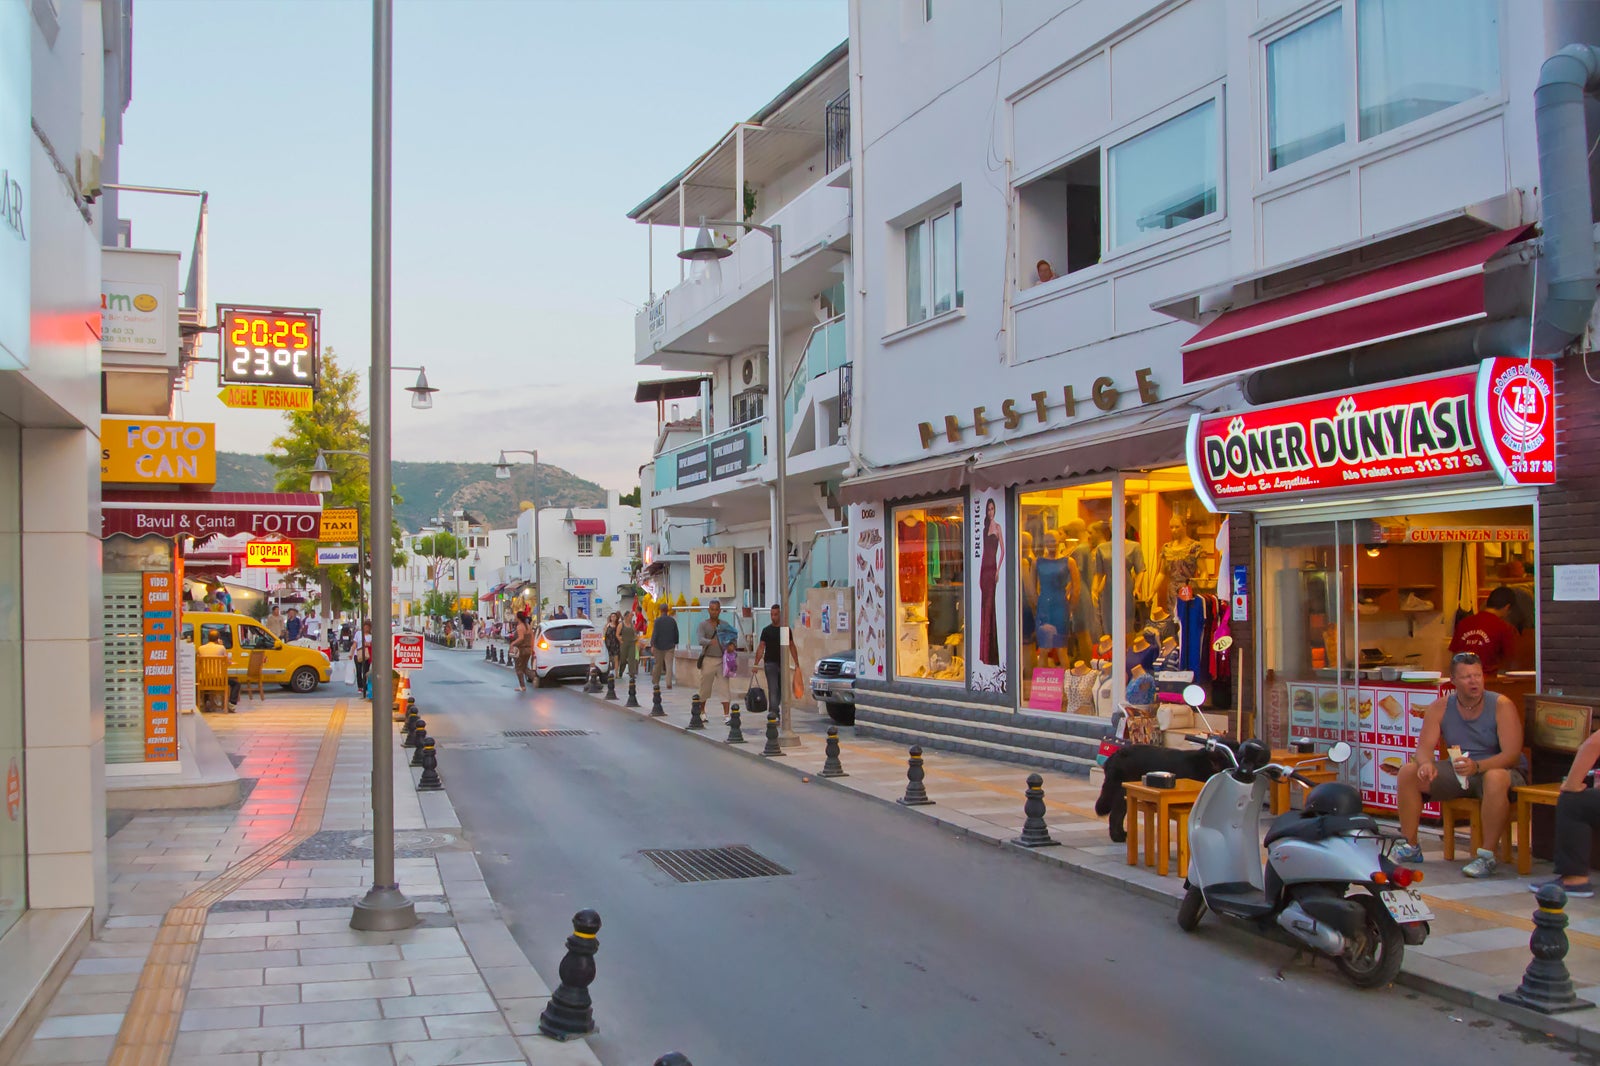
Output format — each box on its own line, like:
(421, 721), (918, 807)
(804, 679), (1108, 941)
(1188, 357), (1557, 812)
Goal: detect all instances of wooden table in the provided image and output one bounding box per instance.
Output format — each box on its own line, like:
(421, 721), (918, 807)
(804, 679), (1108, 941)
(1124, 779), (1204, 877)
(1513, 782), (1562, 876)
(1266, 751), (1333, 816)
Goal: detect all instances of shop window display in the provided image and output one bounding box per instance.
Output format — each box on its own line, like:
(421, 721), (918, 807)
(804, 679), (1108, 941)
(893, 501), (965, 682)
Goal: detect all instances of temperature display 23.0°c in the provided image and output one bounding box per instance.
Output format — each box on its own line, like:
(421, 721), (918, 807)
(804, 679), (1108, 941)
(218, 308), (320, 388)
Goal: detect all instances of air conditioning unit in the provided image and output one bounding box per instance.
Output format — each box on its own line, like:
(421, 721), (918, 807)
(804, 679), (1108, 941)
(737, 351), (768, 389)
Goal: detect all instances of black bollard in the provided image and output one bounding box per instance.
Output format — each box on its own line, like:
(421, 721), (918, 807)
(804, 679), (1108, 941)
(650, 683), (666, 717)
(1500, 884), (1587, 1014)
(761, 712), (786, 757)
(402, 712), (420, 743)
(417, 740), (443, 791)
(484, 645), (493, 661)
(625, 675), (640, 708)
(820, 726), (847, 777)
(538, 910), (601, 1040)
(654, 1055), (693, 1066)
(725, 705), (746, 744)
(1014, 773), (1058, 848)
(404, 718), (426, 749)
(688, 695), (706, 731)
(604, 669), (618, 701)
(409, 727), (428, 768)
(898, 745), (934, 805)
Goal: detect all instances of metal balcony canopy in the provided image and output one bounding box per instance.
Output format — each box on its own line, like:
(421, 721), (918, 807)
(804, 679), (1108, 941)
(627, 41), (848, 225)
(634, 376), (710, 405)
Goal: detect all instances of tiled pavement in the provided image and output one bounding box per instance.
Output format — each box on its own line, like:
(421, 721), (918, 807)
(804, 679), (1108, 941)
(546, 659), (1600, 1049)
(17, 697), (601, 1066)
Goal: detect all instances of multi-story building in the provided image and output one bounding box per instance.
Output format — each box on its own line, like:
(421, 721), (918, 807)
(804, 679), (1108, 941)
(496, 493), (641, 621)
(842, 0), (1600, 778)
(629, 43), (854, 675)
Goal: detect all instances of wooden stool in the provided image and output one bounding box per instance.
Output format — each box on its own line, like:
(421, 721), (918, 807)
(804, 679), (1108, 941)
(1123, 779), (1204, 877)
(1513, 782), (1561, 875)
(1439, 797), (1513, 863)
(1270, 768), (1339, 815)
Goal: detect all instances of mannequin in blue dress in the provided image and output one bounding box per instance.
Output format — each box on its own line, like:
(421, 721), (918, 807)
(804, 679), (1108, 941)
(1033, 531), (1079, 667)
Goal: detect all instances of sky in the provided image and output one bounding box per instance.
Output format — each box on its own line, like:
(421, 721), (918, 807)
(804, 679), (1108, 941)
(119, 0), (847, 494)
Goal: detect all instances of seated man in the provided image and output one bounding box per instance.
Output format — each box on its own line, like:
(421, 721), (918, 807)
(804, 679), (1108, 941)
(197, 633), (239, 712)
(1393, 652), (1527, 877)
(1528, 728), (1600, 898)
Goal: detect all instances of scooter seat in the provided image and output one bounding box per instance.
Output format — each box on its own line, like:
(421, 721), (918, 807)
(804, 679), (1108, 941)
(1264, 811), (1380, 846)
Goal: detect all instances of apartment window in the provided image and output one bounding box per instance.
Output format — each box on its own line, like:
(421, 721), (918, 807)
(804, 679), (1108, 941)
(1018, 151), (1101, 286)
(1267, 10), (1344, 170)
(741, 549), (767, 610)
(1108, 100), (1218, 249)
(905, 202), (962, 326)
(1357, 0), (1499, 139)
(577, 534), (595, 557)
(628, 533), (642, 557)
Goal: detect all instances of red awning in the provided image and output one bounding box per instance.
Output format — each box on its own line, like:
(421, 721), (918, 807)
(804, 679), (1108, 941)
(572, 519), (606, 535)
(102, 490), (322, 540)
(1180, 225), (1533, 384)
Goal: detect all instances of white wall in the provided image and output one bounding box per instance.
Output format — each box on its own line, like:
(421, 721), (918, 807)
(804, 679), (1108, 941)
(511, 494), (642, 616)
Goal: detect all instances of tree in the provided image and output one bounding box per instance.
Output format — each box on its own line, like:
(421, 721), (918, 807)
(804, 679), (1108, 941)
(618, 486), (640, 507)
(265, 347), (405, 618)
(413, 531), (468, 595)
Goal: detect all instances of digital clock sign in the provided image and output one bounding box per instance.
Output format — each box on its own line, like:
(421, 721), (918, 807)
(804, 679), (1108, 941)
(217, 306), (321, 389)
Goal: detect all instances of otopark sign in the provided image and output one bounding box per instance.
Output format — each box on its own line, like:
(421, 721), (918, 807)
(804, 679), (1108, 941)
(1187, 358), (1557, 511)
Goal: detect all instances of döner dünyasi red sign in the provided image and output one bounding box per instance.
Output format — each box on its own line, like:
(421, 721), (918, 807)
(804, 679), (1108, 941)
(1188, 359), (1556, 510)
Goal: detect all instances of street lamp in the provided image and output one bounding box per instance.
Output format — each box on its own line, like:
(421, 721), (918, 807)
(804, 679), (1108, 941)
(495, 449), (542, 621)
(396, 365), (437, 410)
(679, 217), (794, 743)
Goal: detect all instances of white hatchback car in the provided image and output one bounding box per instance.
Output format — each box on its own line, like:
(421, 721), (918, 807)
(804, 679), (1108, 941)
(532, 619), (610, 687)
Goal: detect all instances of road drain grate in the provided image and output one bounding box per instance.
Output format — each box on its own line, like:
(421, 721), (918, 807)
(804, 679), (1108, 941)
(503, 729), (593, 738)
(641, 846), (792, 883)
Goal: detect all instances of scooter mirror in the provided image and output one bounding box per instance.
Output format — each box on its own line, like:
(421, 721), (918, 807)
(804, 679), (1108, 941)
(1327, 740), (1353, 764)
(1182, 684), (1206, 709)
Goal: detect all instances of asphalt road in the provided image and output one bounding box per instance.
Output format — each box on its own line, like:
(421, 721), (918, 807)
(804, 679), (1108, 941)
(414, 650), (1590, 1066)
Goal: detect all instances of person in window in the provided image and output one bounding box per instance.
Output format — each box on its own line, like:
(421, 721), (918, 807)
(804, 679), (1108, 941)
(285, 608), (303, 643)
(1449, 586), (1520, 675)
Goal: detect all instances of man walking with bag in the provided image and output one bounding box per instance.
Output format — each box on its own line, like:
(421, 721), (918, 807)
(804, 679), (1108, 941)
(753, 603), (799, 720)
(696, 600), (736, 719)
(650, 603), (679, 690)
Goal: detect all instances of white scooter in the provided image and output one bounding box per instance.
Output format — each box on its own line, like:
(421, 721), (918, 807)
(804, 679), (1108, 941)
(1176, 708), (1431, 988)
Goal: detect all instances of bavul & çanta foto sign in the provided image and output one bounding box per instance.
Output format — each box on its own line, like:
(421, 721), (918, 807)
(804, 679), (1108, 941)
(1187, 358), (1556, 510)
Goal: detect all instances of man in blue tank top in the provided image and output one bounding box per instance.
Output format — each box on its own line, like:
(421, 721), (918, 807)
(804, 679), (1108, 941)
(1392, 652), (1527, 878)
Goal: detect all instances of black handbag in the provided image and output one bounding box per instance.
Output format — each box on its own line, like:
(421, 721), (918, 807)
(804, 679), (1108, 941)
(745, 682), (769, 716)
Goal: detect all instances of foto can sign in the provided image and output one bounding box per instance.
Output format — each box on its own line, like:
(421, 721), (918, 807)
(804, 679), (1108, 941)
(319, 508), (359, 543)
(394, 634), (425, 668)
(245, 541), (295, 568)
(101, 419), (217, 485)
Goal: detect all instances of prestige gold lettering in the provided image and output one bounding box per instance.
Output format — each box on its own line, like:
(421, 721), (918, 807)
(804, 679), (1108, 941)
(917, 369), (1160, 449)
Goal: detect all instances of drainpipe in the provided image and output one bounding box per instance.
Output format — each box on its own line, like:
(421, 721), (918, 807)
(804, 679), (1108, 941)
(1533, 43), (1600, 353)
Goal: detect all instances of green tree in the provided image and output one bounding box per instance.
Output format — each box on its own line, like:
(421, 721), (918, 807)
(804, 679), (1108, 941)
(414, 531), (468, 595)
(422, 589), (456, 620)
(266, 347), (405, 617)
(618, 486), (640, 507)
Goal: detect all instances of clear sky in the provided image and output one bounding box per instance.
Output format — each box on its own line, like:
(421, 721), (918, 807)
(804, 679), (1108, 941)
(119, 0), (847, 494)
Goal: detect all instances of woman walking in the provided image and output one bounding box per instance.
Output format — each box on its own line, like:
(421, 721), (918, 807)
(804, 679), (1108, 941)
(512, 612), (534, 691)
(353, 621), (372, 694)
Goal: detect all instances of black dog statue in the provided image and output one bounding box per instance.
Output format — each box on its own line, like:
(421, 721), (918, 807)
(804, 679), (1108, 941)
(1095, 741), (1239, 842)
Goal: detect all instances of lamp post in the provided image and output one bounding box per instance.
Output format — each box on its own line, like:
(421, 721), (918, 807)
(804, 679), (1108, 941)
(680, 218), (794, 744)
(352, 0), (414, 932)
(495, 450), (542, 621)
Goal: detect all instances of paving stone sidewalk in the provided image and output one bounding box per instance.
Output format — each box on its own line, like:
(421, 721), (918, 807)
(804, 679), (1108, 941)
(547, 659), (1600, 1050)
(17, 697), (602, 1066)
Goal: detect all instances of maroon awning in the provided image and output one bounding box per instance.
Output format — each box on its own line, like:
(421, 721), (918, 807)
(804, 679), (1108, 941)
(572, 519), (606, 535)
(102, 490), (322, 540)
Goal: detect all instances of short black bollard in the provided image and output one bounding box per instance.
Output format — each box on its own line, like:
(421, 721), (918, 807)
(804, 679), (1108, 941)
(625, 675), (640, 708)
(405, 718), (426, 749)
(409, 726), (429, 767)
(650, 683), (666, 717)
(1500, 884), (1588, 1014)
(604, 670), (618, 701)
(688, 695), (706, 731)
(1014, 773), (1059, 848)
(820, 726), (847, 777)
(484, 645), (493, 661)
(654, 1055), (693, 1066)
(761, 712), (786, 757)
(402, 712), (420, 743)
(725, 705), (746, 744)
(417, 740), (443, 791)
(538, 909), (601, 1040)
(898, 745), (934, 805)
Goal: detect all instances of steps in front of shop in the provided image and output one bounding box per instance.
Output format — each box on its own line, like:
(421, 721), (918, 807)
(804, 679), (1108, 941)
(854, 695), (1100, 776)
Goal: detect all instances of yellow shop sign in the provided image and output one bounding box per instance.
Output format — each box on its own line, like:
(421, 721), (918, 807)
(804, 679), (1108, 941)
(101, 419), (216, 485)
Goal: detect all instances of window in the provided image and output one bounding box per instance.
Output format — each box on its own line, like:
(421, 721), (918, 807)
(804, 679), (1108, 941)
(893, 501), (965, 682)
(577, 534), (595, 557)
(240, 626), (277, 651)
(904, 202), (962, 325)
(1108, 101), (1218, 249)
(1357, 0), (1499, 140)
(628, 533), (642, 557)
(1018, 151), (1101, 286)
(543, 624), (587, 644)
(741, 549), (767, 611)
(733, 388), (765, 425)
(1267, 10), (1345, 170)
(199, 623), (233, 649)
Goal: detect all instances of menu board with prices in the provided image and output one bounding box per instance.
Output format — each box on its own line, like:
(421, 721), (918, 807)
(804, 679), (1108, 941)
(141, 572), (179, 762)
(1285, 679), (1444, 814)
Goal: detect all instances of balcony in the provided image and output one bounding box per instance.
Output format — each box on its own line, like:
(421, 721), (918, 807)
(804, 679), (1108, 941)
(651, 418), (771, 520)
(784, 315), (847, 426)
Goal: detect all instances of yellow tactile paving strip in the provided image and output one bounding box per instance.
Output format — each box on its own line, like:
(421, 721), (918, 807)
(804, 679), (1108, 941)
(105, 700), (348, 1066)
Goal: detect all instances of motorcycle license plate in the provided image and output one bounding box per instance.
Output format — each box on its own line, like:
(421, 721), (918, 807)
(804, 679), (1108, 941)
(1380, 888), (1434, 923)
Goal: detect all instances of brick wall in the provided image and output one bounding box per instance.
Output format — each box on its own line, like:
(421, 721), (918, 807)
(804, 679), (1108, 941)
(1540, 358), (1600, 695)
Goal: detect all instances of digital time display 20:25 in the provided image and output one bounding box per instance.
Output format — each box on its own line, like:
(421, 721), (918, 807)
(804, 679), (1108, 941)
(218, 307), (320, 388)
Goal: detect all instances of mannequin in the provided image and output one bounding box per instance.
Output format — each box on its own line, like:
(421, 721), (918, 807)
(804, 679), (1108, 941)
(1091, 519), (1146, 641)
(1033, 531), (1078, 667)
(1066, 659), (1096, 715)
(1156, 507), (1204, 608)
(1063, 519), (1092, 660)
(1018, 529), (1038, 665)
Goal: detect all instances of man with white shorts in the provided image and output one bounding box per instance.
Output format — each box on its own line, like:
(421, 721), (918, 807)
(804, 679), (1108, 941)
(696, 599), (735, 717)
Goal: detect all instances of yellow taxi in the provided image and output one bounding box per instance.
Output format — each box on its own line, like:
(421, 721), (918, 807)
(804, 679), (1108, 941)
(181, 611), (331, 693)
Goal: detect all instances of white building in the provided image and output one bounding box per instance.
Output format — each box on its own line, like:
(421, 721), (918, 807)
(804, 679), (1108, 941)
(842, 0), (1600, 770)
(497, 493), (641, 621)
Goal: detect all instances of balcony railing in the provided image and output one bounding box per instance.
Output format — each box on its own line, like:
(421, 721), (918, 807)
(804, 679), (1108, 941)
(826, 91), (850, 174)
(784, 314), (848, 426)
(652, 417), (769, 496)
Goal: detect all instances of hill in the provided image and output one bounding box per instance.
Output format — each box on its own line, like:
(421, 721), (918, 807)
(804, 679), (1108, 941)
(213, 452), (610, 531)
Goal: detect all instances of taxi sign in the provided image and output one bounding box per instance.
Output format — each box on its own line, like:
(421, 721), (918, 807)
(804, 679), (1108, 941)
(319, 508), (359, 543)
(245, 541), (295, 568)
(394, 634), (424, 669)
(217, 384), (315, 411)
(581, 630), (604, 658)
